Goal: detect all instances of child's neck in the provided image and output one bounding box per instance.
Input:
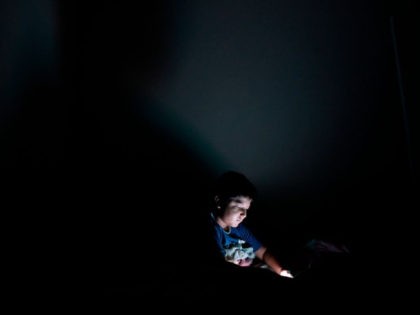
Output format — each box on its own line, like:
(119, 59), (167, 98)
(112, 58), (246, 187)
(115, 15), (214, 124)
(215, 216), (230, 232)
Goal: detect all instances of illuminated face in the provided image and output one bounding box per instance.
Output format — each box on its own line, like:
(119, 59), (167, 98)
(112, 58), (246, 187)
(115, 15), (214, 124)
(217, 196), (252, 229)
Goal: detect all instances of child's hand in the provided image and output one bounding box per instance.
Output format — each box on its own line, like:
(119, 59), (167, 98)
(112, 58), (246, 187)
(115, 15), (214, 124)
(279, 270), (294, 278)
(235, 258), (253, 267)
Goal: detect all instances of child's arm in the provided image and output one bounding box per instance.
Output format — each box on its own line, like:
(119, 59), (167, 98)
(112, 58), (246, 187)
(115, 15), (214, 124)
(255, 246), (293, 278)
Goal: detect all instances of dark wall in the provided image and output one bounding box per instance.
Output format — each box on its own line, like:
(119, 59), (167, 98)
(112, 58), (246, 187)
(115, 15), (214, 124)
(1, 0), (417, 298)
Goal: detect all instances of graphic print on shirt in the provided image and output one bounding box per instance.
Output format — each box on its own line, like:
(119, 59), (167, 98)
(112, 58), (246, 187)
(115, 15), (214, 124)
(224, 239), (255, 263)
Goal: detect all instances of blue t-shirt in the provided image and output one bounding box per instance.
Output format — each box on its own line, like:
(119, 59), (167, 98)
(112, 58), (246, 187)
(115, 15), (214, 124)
(210, 212), (262, 262)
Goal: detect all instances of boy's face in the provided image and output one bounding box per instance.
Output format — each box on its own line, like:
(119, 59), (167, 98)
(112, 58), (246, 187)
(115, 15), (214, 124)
(219, 196), (252, 228)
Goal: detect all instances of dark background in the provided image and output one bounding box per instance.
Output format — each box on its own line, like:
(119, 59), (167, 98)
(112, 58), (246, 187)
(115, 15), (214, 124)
(1, 0), (417, 308)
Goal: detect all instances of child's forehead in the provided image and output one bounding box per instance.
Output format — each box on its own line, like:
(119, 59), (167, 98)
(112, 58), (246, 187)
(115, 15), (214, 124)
(229, 196), (252, 203)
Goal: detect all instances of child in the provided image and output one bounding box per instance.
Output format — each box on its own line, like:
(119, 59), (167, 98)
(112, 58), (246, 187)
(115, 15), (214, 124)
(209, 171), (293, 278)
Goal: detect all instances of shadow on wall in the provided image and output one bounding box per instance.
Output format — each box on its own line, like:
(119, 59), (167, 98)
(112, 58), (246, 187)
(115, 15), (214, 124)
(55, 0), (218, 290)
(1, 1), (215, 293)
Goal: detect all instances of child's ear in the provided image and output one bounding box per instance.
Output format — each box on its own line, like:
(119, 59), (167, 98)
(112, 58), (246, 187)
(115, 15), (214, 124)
(214, 196), (221, 209)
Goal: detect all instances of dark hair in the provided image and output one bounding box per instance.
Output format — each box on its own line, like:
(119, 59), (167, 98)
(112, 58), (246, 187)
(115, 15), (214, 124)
(213, 171), (257, 203)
